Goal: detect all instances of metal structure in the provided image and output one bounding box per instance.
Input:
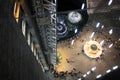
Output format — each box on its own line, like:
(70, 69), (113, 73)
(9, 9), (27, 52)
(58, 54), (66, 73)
(33, 0), (57, 68)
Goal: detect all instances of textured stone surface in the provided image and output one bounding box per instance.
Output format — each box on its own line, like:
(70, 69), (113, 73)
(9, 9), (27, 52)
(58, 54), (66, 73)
(0, 0), (47, 80)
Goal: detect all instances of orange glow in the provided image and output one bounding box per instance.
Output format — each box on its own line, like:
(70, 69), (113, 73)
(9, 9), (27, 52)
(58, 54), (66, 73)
(55, 47), (73, 72)
(13, 1), (20, 23)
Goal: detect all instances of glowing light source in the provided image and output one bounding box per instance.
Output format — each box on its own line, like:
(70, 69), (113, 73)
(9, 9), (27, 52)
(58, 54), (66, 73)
(59, 21), (64, 24)
(81, 3), (85, 10)
(87, 71), (91, 75)
(83, 74), (87, 77)
(112, 65), (118, 70)
(84, 41), (102, 58)
(108, 0), (113, 6)
(96, 74), (102, 78)
(13, 1), (20, 22)
(68, 11), (82, 24)
(108, 43), (113, 48)
(106, 69), (111, 73)
(91, 66), (96, 71)
(74, 28), (78, 33)
(119, 38), (120, 41)
(90, 32), (95, 39)
(71, 40), (75, 45)
(109, 29), (113, 35)
(96, 22), (100, 28)
(101, 25), (104, 29)
(22, 20), (26, 36)
(100, 40), (105, 46)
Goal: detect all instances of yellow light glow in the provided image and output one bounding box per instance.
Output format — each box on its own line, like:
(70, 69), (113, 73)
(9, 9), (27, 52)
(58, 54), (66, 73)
(13, 1), (20, 23)
(84, 41), (102, 58)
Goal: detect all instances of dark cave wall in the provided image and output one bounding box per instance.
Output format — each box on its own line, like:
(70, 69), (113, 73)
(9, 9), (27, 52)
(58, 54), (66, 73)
(0, 0), (47, 80)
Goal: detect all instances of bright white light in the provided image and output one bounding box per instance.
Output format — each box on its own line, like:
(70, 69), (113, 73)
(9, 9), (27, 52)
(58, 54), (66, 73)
(90, 32), (95, 39)
(100, 40), (105, 46)
(87, 71), (91, 75)
(96, 22), (100, 28)
(96, 74), (102, 78)
(81, 3), (85, 10)
(106, 69), (111, 73)
(91, 66), (96, 71)
(101, 25), (104, 29)
(108, 43), (113, 48)
(83, 74), (87, 77)
(119, 38), (120, 41)
(71, 40), (75, 45)
(68, 11), (82, 24)
(22, 20), (26, 36)
(109, 29), (113, 35)
(108, 0), (113, 6)
(74, 28), (78, 33)
(112, 65), (118, 70)
(59, 21), (64, 24)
